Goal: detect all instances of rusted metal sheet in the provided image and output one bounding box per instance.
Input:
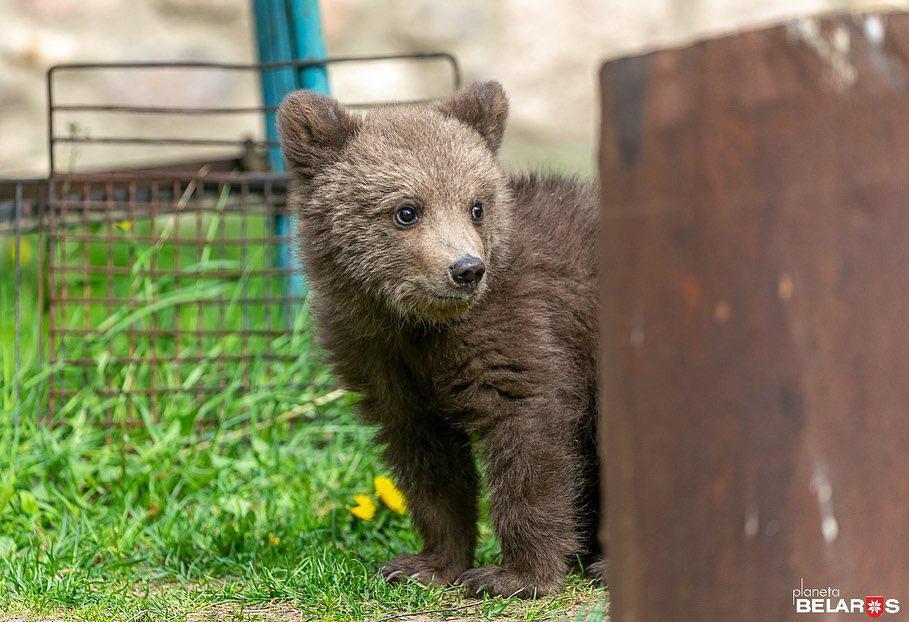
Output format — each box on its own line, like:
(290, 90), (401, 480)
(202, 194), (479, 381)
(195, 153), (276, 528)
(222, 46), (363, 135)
(599, 13), (909, 621)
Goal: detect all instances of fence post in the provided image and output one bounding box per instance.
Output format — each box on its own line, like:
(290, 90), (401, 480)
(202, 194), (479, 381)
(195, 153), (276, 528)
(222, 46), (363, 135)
(252, 0), (330, 300)
(288, 0), (330, 94)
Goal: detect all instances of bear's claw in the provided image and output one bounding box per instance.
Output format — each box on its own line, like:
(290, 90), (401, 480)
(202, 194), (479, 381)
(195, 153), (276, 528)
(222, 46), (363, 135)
(380, 553), (464, 586)
(456, 565), (562, 599)
(584, 558), (608, 586)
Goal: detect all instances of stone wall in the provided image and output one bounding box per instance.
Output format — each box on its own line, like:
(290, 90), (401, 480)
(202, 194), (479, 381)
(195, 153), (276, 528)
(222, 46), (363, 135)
(1, 0), (903, 177)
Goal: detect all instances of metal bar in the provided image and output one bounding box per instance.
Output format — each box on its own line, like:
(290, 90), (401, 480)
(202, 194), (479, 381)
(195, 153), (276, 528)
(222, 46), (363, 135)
(52, 137), (279, 147)
(599, 13), (909, 621)
(252, 0), (312, 302)
(46, 180), (57, 416)
(104, 181), (114, 353)
(241, 181), (251, 395)
(287, 0), (330, 93)
(102, 179), (114, 430)
(51, 99), (439, 114)
(53, 328), (292, 337)
(50, 171), (289, 182)
(193, 181), (205, 410)
(126, 180), (138, 425)
(56, 353), (300, 366)
(44, 204), (279, 216)
(253, 0), (298, 171)
(49, 296), (307, 305)
(37, 182), (45, 417)
(50, 383), (320, 397)
(46, 68), (55, 177)
(171, 178), (183, 363)
(150, 180), (160, 415)
(284, 0), (330, 301)
(13, 183), (22, 420)
(53, 386), (233, 396)
(52, 265), (298, 277)
(216, 180), (227, 394)
(80, 181), (90, 392)
(47, 233), (291, 244)
(46, 52), (459, 72)
(45, 201), (271, 214)
(263, 179), (274, 332)
(54, 104), (279, 114)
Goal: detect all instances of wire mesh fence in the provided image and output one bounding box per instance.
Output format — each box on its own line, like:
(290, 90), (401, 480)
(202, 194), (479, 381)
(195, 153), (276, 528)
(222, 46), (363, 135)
(2, 54), (460, 423)
(45, 172), (309, 421)
(1, 179), (46, 427)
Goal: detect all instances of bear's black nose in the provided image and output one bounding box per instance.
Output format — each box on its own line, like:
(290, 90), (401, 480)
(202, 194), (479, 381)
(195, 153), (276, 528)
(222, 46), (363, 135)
(449, 255), (486, 286)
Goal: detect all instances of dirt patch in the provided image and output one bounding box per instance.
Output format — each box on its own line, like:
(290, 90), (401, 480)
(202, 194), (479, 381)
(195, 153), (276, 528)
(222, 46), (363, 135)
(185, 601), (307, 621)
(2, 593), (607, 622)
(176, 595), (607, 621)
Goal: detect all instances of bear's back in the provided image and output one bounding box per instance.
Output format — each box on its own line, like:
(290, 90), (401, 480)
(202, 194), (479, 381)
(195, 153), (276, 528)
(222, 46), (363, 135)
(506, 173), (598, 284)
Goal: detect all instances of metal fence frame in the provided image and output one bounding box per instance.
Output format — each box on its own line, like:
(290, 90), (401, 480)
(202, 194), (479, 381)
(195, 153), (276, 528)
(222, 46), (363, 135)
(3, 53), (461, 420)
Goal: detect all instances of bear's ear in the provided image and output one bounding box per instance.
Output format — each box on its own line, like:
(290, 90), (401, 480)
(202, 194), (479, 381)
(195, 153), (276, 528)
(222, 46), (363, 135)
(434, 81), (509, 154)
(277, 90), (359, 178)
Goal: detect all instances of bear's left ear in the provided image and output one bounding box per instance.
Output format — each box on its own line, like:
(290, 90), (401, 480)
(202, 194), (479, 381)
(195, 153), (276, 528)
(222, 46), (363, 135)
(277, 89), (360, 179)
(435, 81), (509, 154)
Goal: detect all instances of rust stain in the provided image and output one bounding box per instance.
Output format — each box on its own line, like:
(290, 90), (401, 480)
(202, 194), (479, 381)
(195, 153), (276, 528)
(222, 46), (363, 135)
(680, 274), (701, 313)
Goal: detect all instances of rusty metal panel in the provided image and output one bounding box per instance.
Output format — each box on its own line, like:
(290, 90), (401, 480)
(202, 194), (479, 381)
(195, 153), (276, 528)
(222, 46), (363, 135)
(599, 13), (909, 621)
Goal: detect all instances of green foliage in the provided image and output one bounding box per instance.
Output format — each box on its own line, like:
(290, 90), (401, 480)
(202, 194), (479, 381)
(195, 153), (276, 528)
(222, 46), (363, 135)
(0, 222), (605, 621)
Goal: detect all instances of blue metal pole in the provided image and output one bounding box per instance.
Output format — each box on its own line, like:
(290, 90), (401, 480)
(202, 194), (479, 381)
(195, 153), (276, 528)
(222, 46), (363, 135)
(253, 0), (298, 172)
(252, 0), (330, 302)
(283, 0), (329, 298)
(287, 0), (330, 94)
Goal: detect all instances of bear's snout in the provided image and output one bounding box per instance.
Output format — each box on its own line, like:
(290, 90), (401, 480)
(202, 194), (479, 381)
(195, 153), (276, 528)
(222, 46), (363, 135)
(448, 255), (486, 288)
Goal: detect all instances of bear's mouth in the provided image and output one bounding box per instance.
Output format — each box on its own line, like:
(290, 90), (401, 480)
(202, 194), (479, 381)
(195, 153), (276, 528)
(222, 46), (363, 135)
(420, 288), (480, 319)
(429, 292), (472, 303)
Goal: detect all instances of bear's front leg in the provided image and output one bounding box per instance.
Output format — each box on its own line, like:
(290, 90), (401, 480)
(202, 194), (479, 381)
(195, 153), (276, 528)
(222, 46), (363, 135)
(376, 418), (479, 586)
(458, 400), (579, 598)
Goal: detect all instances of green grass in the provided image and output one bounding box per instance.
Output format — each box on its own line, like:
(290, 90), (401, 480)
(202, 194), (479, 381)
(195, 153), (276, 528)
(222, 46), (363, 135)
(0, 207), (606, 621)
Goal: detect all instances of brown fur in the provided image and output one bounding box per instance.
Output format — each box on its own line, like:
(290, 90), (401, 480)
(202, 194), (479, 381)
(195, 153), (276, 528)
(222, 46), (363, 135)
(278, 82), (603, 597)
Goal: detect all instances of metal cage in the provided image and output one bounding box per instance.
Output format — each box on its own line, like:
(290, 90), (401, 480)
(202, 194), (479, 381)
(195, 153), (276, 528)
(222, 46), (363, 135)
(3, 53), (460, 420)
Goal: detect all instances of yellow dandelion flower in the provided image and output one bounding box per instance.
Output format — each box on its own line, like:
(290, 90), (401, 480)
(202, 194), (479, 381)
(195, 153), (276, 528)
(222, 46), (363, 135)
(267, 533), (281, 546)
(115, 221), (133, 232)
(349, 494), (376, 521)
(374, 476), (406, 515)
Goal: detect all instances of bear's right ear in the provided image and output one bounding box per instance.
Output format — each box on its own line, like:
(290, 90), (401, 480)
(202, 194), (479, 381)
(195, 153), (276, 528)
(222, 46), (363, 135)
(434, 81), (509, 154)
(277, 90), (359, 178)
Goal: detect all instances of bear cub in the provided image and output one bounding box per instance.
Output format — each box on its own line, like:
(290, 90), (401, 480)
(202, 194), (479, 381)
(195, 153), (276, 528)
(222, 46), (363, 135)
(278, 81), (603, 597)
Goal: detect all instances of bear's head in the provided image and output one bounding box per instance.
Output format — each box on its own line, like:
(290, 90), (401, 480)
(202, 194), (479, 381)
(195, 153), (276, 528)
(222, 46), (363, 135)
(277, 81), (511, 324)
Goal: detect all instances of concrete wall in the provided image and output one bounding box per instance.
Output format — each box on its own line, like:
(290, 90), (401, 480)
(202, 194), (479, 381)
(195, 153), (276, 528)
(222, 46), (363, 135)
(1, 0), (904, 177)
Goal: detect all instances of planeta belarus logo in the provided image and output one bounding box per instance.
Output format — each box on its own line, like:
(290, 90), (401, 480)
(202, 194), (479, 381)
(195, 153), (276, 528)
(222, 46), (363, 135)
(792, 580), (900, 616)
(866, 597), (885, 618)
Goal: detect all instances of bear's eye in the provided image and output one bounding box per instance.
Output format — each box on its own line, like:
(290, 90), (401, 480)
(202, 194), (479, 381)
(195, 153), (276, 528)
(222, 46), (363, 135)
(470, 202), (484, 222)
(394, 204), (420, 227)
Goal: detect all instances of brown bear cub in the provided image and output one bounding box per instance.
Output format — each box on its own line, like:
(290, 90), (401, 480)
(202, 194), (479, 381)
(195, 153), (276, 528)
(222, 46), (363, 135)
(278, 81), (603, 598)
